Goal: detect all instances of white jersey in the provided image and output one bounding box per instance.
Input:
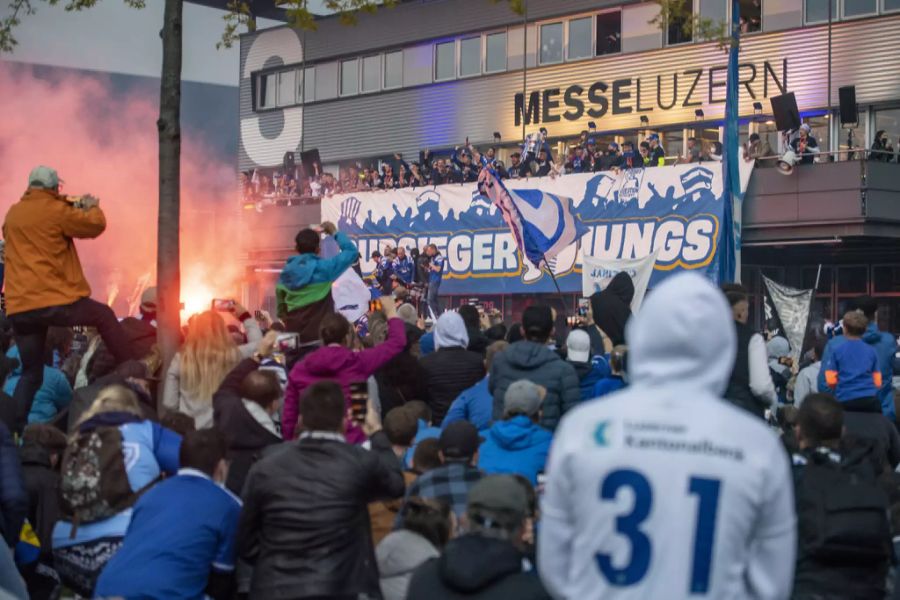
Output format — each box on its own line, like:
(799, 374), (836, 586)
(537, 273), (796, 600)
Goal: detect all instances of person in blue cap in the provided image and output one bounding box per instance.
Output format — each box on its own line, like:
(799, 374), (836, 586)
(646, 133), (666, 166)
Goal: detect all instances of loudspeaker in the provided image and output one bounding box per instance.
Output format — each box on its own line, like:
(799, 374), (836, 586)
(283, 151), (295, 173)
(838, 85), (858, 126)
(770, 92), (801, 132)
(301, 149), (322, 177)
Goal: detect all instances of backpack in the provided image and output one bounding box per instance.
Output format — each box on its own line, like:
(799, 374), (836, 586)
(59, 425), (139, 536)
(795, 450), (892, 564)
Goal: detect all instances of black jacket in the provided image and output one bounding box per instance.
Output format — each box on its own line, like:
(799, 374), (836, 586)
(213, 359), (283, 495)
(19, 441), (60, 558)
(376, 351), (428, 418)
(406, 534), (552, 599)
(420, 348), (485, 426)
(0, 421), (27, 548)
(843, 411), (900, 470)
(792, 438), (893, 599)
(238, 431), (405, 600)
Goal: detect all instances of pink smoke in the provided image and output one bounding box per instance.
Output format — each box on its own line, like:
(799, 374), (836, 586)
(0, 62), (242, 319)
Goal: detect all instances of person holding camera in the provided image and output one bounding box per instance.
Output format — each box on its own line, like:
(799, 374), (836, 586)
(2, 166), (135, 431)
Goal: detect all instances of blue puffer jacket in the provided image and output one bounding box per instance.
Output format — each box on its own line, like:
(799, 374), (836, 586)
(818, 323), (896, 420)
(477, 415), (552, 485)
(570, 358), (611, 402)
(4, 346), (72, 424)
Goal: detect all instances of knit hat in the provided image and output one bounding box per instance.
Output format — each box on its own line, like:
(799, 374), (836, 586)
(396, 303), (419, 326)
(433, 311), (469, 350)
(566, 329), (591, 363)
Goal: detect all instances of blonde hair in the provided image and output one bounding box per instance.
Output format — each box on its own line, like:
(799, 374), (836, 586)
(180, 310), (242, 403)
(78, 384), (142, 426)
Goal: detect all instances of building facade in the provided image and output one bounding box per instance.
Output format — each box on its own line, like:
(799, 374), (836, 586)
(239, 0), (900, 333)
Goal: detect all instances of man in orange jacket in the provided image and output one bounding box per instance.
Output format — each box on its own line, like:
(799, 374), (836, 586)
(2, 166), (133, 430)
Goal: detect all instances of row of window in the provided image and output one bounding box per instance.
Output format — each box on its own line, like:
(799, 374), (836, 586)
(254, 0), (900, 109)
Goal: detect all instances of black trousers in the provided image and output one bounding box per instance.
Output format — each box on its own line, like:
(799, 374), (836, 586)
(841, 396), (881, 414)
(8, 297), (133, 430)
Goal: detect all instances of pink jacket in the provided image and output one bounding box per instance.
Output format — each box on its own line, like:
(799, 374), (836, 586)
(282, 317), (407, 442)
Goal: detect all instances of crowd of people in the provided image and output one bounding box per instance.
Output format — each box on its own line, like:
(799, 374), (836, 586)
(1, 166), (900, 599)
(239, 126), (783, 206)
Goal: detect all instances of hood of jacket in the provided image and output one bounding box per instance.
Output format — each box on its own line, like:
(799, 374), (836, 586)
(303, 345), (357, 377)
(862, 323), (894, 350)
(504, 340), (562, 370)
(627, 272), (735, 395)
(377, 530), (439, 579)
(278, 253), (320, 291)
(437, 534), (524, 593)
(434, 312), (469, 350)
(488, 415), (549, 451)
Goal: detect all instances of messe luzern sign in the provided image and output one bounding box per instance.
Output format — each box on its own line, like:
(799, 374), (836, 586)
(514, 59), (787, 126)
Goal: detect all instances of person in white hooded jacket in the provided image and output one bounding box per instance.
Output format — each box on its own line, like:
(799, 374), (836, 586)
(538, 272), (796, 600)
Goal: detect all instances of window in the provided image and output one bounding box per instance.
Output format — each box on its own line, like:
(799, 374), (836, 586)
(837, 266), (868, 294)
(276, 70), (296, 106)
(384, 50), (403, 88)
(872, 266), (900, 293)
(668, 0), (693, 44)
(739, 0), (762, 32)
(303, 67), (315, 103)
(435, 41), (456, 80)
(887, 0), (900, 11)
(596, 11), (621, 55)
(257, 72), (277, 109)
(459, 36), (481, 77)
(844, 0), (877, 16)
(875, 108), (900, 161)
(699, 0), (727, 33)
(485, 31), (507, 73)
(540, 22), (564, 64)
(568, 17), (592, 60)
(361, 55), (381, 93)
(804, 114), (830, 155)
(340, 58), (358, 96)
(805, 0), (838, 23)
(801, 266), (833, 294)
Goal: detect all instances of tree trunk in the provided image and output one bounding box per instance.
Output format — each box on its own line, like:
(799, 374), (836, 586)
(157, 0), (183, 410)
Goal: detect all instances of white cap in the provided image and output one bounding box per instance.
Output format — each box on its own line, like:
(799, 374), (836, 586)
(800, 123), (811, 133)
(566, 329), (592, 363)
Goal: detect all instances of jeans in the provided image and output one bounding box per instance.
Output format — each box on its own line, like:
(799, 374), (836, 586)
(8, 297), (133, 430)
(426, 279), (443, 319)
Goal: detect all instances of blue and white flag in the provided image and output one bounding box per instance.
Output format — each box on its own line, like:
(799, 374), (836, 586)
(478, 167), (588, 268)
(719, 0), (743, 283)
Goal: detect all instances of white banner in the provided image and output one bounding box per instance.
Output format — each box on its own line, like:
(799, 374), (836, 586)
(582, 250), (658, 312)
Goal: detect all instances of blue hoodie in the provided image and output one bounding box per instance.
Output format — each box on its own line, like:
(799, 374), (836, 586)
(478, 415), (552, 485)
(441, 376), (493, 432)
(818, 323), (896, 420)
(4, 346), (72, 424)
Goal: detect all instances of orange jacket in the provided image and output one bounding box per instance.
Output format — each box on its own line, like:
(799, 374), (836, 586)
(2, 188), (106, 315)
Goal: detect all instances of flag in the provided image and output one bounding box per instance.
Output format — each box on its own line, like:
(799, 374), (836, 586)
(763, 275), (814, 364)
(478, 167), (588, 268)
(719, 0), (743, 283)
(320, 234), (369, 324)
(582, 250), (659, 312)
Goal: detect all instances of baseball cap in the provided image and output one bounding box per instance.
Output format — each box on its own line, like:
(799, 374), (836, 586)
(503, 380), (544, 417)
(28, 166), (62, 189)
(800, 123), (811, 132)
(467, 475), (529, 527)
(439, 421), (482, 460)
(140, 287), (157, 314)
(646, 133), (660, 141)
(566, 329), (591, 363)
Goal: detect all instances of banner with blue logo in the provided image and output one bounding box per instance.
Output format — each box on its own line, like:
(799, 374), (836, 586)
(322, 162), (752, 295)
